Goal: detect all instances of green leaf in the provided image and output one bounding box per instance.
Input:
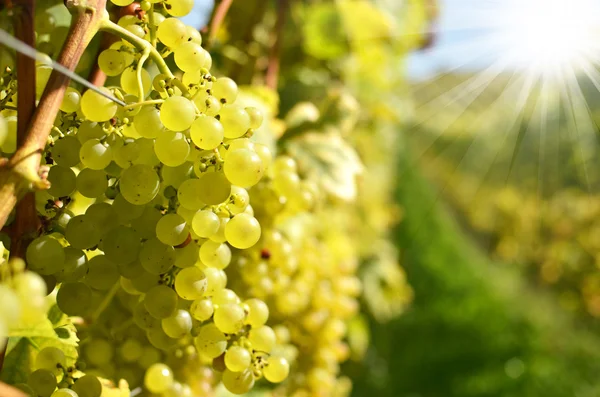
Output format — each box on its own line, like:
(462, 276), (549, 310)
(286, 130), (363, 201)
(302, 3), (348, 60)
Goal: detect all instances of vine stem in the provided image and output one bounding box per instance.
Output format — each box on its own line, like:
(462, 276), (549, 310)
(265, 0), (290, 90)
(207, 0), (233, 49)
(0, 382), (26, 397)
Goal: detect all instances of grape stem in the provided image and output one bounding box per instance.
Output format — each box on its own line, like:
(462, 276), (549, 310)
(207, 0), (234, 49)
(148, 4), (157, 47)
(0, 0), (108, 231)
(137, 48), (151, 100)
(123, 99), (164, 110)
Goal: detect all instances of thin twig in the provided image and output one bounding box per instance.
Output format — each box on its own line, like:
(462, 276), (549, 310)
(265, 0), (290, 90)
(207, 0), (233, 49)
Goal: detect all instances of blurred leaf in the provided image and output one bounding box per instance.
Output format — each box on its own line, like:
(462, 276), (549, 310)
(302, 3), (348, 60)
(338, 0), (394, 45)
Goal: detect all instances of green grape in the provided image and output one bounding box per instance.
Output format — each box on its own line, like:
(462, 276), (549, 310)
(77, 121), (105, 144)
(12, 271), (47, 323)
(50, 389), (78, 397)
(121, 66), (151, 97)
(214, 303), (245, 334)
(139, 346), (161, 369)
(134, 106), (165, 138)
(199, 240), (231, 269)
(185, 25), (202, 44)
(225, 346), (251, 372)
(28, 369), (57, 397)
(132, 138), (160, 166)
(35, 346), (66, 375)
(55, 247), (87, 282)
(114, 141), (140, 168)
(224, 138), (253, 154)
(36, 65), (53, 98)
(145, 285), (178, 319)
(174, 266), (206, 300)
(47, 165), (76, 197)
(118, 15), (138, 27)
(212, 288), (240, 306)
(222, 368), (255, 395)
(272, 155), (297, 173)
(125, 23), (146, 40)
(160, 96), (195, 132)
(85, 202), (118, 235)
(264, 356), (290, 383)
(26, 236), (65, 275)
(156, 213), (189, 246)
(130, 268), (161, 293)
(71, 374), (102, 397)
(245, 107), (263, 129)
(174, 242), (199, 268)
(112, 193), (145, 223)
(192, 210), (220, 238)
(85, 338), (114, 366)
(98, 49), (127, 76)
(60, 87), (81, 113)
(224, 213), (261, 249)
(253, 143), (272, 171)
(249, 325), (276, 353)
(56, 281), (92, 317)
(133, 301), (160, 329)
(190, 115), (223, 150)
(52, 136), (81, 167)
(102, 226), (140, 265)
(80, 87), (117, 122)
(156, 18), (188, 48)
(212, 78), (238, 104)
(203, 267), (227, 296)
(194, 323), (227, 358)
(224, 149), (263, 188)
(0, 285), (20, 323)
(161, 309), (192, 338)
(147, 326), (178, 350)
(120, 276), (140, 295)
(190, 298), (213, 321)
(112, 0), (134, 6)
(154, 131), (190, 167)
(197, 171), (231, 205)
(228, 186), (250, 214)
(1, 115), (16, 153)
(131, 206), (162, 239)
(219, 106), (250, 139)
(161, 162), (193, 189)
(119, 338), (143, 362)
(79, 138), (113, 170)
(273, 170), (300, 197)
(164, 0), (193, 17)
(139, 238), (176, 275)
(244, 298), (269, 327)
(144, 363), (174, 393)
(85, 255), (119, 290)
(75, 168), (107, 198)
(177, 179), (206, 210)
(120, 164), (160, 205)
(66, 215), (101, 249)
(35, 11), (56, 34)
(174, 42), (210, 72)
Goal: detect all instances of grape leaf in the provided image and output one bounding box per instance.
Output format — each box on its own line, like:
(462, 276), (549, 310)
(302, 3), (348, 60)
(286, 130), (363, 201)
(1, 315), (79, 385)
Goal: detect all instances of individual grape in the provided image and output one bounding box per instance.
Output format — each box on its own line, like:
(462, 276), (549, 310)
(75, 169), (107, 198)
(272, 156), (297, 174)
(85, 202), (118, 235)
(177, 179), (206, 210)
(245, 107), (263, 129)
(164, 0), (193, 17)
(133, 301), (160, 329)
(154, 131), (190, 167)
(197, 171), (231, 205)
(84, 338), (114, 366)
(114, 140), (140, 167)
(147, 327), (178, 350)
(156, 213), (189, 246)
(121, 66), (151, 97)
(55, 281), (90, 319)
(190, 298), (213, 321)
(144, 363), (174, 393)
(112, 193), (145, 223)
(65, 215), (101, 249)
(47, 165), (76, 197)
(225, 346), (251, 372)
(174, 42), (210, 72)
(249, 325), (276, 352)
(199, 240), (231, 269)
(264, 356), (290, 383)
(174, 242), (199, 268)
(185, 25), (202, 44)
(60, 87), (81, 113)
(79, 138), (113, 170)
(224, 138), (254, 154)
(161, 162), (193, 189)
(120, 164), (160, 205)
(224, 213), (261, 249)
(273, 170), (301, 197)
(131, 206), (162, 239)
(139, 346), (161, 369)
(112, 0), (134, 5)
(36, 65), (53, 98)
(160, 96), (195, 131)
(28, 369), (57, 397)
(26, 236), (65, 275)
(244, 298), (269, 327)
(192, 210), (220, 238)
(102, 226), (140, 265)
(222, 368), (255, 395)
(253, 143), (272, 171)
(190, 115), (223, 150)
(119, 338), (143, 362)
(219, 106), (250, 139)
(174, 266), (206, 300)
(156, 18), (187, 48)
(52, 136), (81, 167)
(35, 346), (66, 375)
(134, 106), (165, 138)
(193, 91), (220, 116)
(72, 374), (102, 397)
(80, 87), (117, 122)
(212, 78), (238, 104)
(145, 285), (178, 319)
(139, 238), (176, 275)
(85, 255), (119, 290)
(161, 309), (192, 338)
(212, 288), (239, 305)
(77, 121), (105, 144)
(50, 389), (78, 397)
(194, 323), (227, 358)
(98, 49), (127, 76)
(203, 267), (227, 296)
(224, 149), (263, 188)
(214, 303), (245, 334)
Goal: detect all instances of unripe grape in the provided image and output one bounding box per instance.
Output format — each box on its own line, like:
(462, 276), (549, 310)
(224, 149), (263, 188)
(144, 363), (174, 393)
(160, 96), (196, 131)
(212, 77), (238, 104)
(214, 303), (245, 334)
(264, 356), (290, 383)
(219, 106), (250, 139)
(174, 266), (207, 300)
(80, 87), (117, 122)
(224, 213), (261, 249)
(225, 346), (251, 372)
(157, 18), (187, 48)
(222, 368), (255, 395)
